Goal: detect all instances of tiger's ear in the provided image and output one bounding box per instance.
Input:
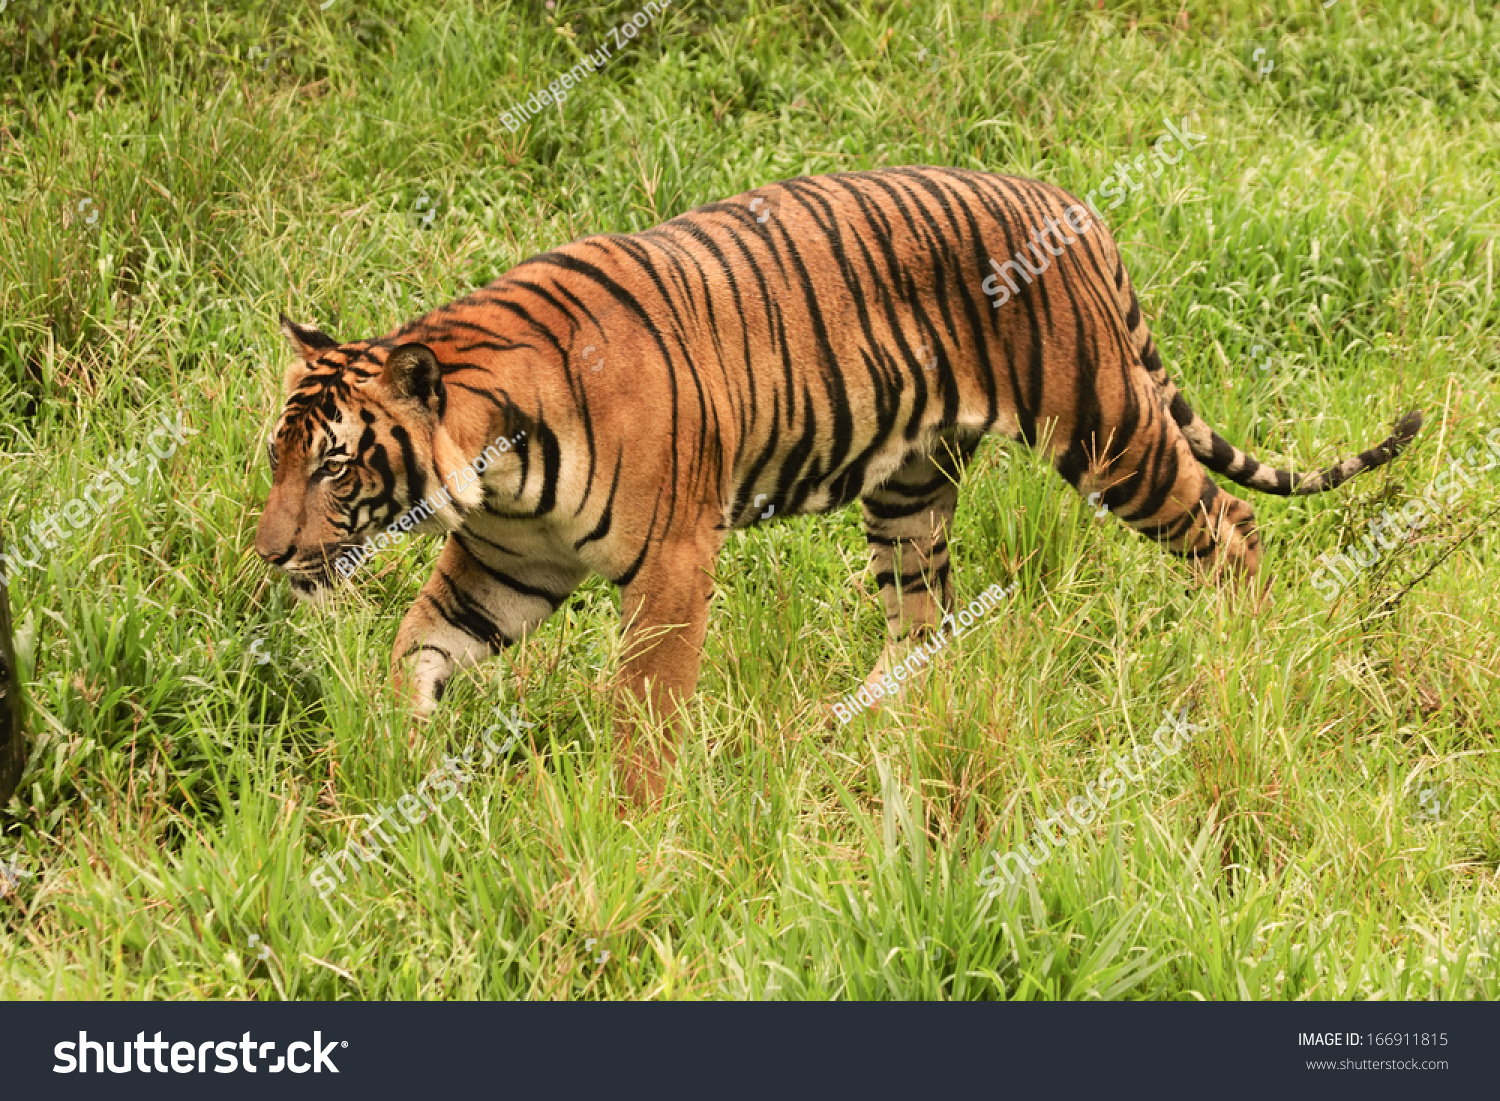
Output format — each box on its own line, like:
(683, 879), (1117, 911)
(382, 343), (444, 413)
(280, 313), (338, 362)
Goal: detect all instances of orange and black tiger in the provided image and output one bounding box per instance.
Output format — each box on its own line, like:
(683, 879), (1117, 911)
(255, 166), (1422, 802)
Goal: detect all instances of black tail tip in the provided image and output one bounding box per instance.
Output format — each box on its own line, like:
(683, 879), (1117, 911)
(1390, 409), (1423, 452)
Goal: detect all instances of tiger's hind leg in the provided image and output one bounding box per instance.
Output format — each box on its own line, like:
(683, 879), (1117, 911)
(1068, 381), (1262, 579)
(853, 433), (981, 714)
(393, 534), (586, 718)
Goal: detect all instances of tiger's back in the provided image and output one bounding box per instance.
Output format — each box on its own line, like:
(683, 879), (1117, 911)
(515, 168), (1136, 534)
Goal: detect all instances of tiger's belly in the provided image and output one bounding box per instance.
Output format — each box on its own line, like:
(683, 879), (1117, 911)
(726, 423), (952, 530)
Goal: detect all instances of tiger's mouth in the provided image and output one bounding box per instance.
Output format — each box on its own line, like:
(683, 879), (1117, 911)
(279, 541), (365, 601)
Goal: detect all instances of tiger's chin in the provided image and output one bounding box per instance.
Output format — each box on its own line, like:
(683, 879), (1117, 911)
(287, 574), (335, 608)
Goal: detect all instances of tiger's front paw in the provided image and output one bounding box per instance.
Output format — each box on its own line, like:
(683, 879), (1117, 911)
(619, 751), (671, 808)
(391, 660), (444, 723)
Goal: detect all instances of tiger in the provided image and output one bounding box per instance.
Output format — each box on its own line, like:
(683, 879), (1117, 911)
(254, 166), (1422, 803)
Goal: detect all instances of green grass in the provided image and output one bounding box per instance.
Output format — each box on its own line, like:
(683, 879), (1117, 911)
(1, 0), (1498, 999)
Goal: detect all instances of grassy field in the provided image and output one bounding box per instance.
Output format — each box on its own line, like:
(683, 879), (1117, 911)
(0, 0), (1497, 1000)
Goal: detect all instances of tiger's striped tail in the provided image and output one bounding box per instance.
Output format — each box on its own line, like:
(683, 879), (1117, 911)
(1113, 262), (1422, 496)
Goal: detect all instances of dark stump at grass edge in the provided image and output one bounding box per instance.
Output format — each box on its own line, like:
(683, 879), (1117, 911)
(0, 536), (25, 810)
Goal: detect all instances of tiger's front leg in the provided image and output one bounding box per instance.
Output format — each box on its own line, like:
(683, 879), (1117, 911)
(613, 531), (722, 806)
(393, 534), (585, 717)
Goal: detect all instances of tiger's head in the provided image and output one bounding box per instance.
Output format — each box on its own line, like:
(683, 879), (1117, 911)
(254, 315), (457, 603)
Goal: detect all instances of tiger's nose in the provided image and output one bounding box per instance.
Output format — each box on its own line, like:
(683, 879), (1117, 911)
(259, 544), (295, 566)
(254, 511), (297, 566)
(254, 533), (295, 566)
